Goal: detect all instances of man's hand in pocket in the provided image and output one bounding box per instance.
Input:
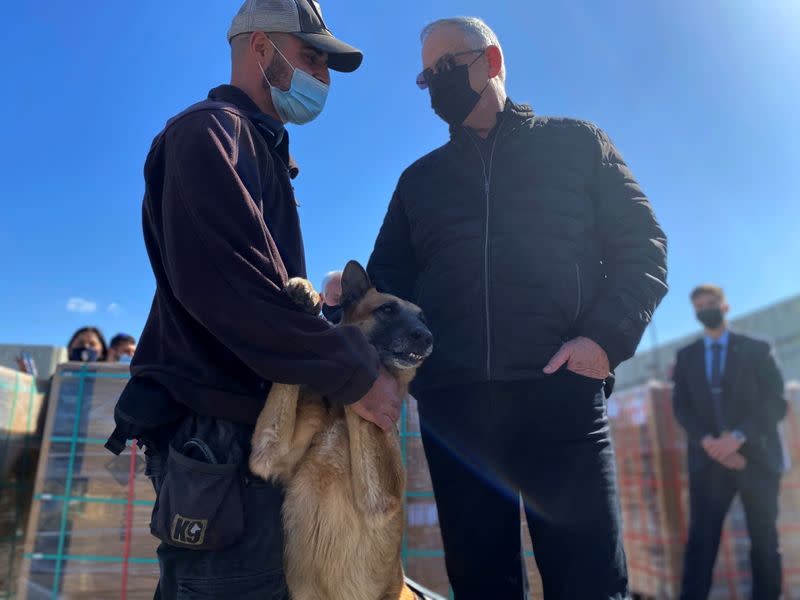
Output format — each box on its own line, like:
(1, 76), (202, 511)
(543, 337), (610, 380)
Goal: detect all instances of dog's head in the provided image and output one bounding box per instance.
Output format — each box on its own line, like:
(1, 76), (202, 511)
(339, 261), (433, 373)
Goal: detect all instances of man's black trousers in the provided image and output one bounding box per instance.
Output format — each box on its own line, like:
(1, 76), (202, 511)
(416, 372), (629, 600)
(680, 459), (781, 600)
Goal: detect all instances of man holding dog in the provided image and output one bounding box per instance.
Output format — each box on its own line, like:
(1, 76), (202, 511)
(368, 17), (668, 599)
(109, 2), (403, 598)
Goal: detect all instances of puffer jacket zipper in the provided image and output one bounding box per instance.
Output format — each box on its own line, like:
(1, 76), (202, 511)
(574, 263), (583, 322)
(467, 122), (505, 379)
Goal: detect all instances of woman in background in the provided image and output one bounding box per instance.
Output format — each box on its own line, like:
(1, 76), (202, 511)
(66, 327), (108, 362)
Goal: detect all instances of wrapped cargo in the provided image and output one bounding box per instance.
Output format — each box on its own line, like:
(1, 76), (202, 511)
(401, 396), (450, 597)
(608, 382), (686, 598)
(0, 367), (45, 598)
(609, 380), (800, 599)
(16, 363), (158, 600)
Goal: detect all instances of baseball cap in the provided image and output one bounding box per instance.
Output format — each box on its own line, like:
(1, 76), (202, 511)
(228, 0), (363, 73)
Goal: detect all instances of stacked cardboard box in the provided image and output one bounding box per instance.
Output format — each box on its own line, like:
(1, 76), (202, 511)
(608, 382), (686, 598)
(520, 507), (546, 599)
(610, 381), (800, 599)
(401, 395), (450, 597)
(0, 367), (45, 598)
(16, 363), (159, 600)
(782, 382), (800, 597)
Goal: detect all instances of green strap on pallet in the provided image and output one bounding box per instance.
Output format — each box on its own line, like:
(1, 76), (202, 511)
(405, 490), (435, 498)
(34, 493), (154, 507)
(49, 436), (111, 445)
(24, 553), (158, 565)
(60, 370), (130, 380)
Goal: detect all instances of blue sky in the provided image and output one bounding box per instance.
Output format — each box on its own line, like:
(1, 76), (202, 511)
(1, 0), (798, 355)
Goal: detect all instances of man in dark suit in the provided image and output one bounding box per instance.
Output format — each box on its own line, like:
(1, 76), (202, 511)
(673, 284), (787, 600)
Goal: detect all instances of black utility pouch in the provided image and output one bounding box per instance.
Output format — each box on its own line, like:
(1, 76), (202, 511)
(151, 439), (245, 550)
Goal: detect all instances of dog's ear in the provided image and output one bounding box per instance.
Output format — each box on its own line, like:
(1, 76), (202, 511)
(341, 261), (372, 308)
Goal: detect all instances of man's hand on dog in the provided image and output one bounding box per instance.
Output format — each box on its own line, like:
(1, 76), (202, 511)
(543, 337), (610, 380)
(351, 368), (403, 432)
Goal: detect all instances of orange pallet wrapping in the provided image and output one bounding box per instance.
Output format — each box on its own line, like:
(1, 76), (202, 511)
(610, 380), (800, 600)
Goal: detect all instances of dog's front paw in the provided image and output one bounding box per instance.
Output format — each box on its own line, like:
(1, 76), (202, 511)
(285, 278), (322, 316)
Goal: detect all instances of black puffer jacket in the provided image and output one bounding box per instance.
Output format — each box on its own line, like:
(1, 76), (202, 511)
(368, 100), (668, 393)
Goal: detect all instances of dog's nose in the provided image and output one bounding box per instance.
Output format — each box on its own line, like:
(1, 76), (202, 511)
(410, 327), (433, 348)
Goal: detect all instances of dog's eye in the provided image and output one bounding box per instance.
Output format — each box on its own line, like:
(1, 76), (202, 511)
(378, 303), (397, 315)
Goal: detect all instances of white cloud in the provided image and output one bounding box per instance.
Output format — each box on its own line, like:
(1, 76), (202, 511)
(107, 302), (124, 316)
(66, 297), (97, 314)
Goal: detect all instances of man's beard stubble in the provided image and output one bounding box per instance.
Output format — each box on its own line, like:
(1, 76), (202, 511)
(262, 49), (293, 94)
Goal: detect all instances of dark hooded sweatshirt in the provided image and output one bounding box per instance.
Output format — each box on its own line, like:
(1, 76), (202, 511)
(130, 85), (379, 425)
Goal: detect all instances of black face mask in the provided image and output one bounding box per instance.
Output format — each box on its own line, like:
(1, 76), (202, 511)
(322, 303), (343, 325)
(69, 346), (99, 362)
(696, 308), (724, 330)
(428, 63), (483, 126)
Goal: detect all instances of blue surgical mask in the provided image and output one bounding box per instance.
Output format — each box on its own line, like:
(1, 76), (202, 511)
(118, 354), (133, 365)
(260, 42), (329, 125)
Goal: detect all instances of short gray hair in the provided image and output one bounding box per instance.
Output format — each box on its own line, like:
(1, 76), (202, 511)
(321, 270), (342, 293)
(420, 17), (505, 81)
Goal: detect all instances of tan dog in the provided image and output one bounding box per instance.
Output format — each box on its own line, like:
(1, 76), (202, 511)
(250, 261), (433, 600)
